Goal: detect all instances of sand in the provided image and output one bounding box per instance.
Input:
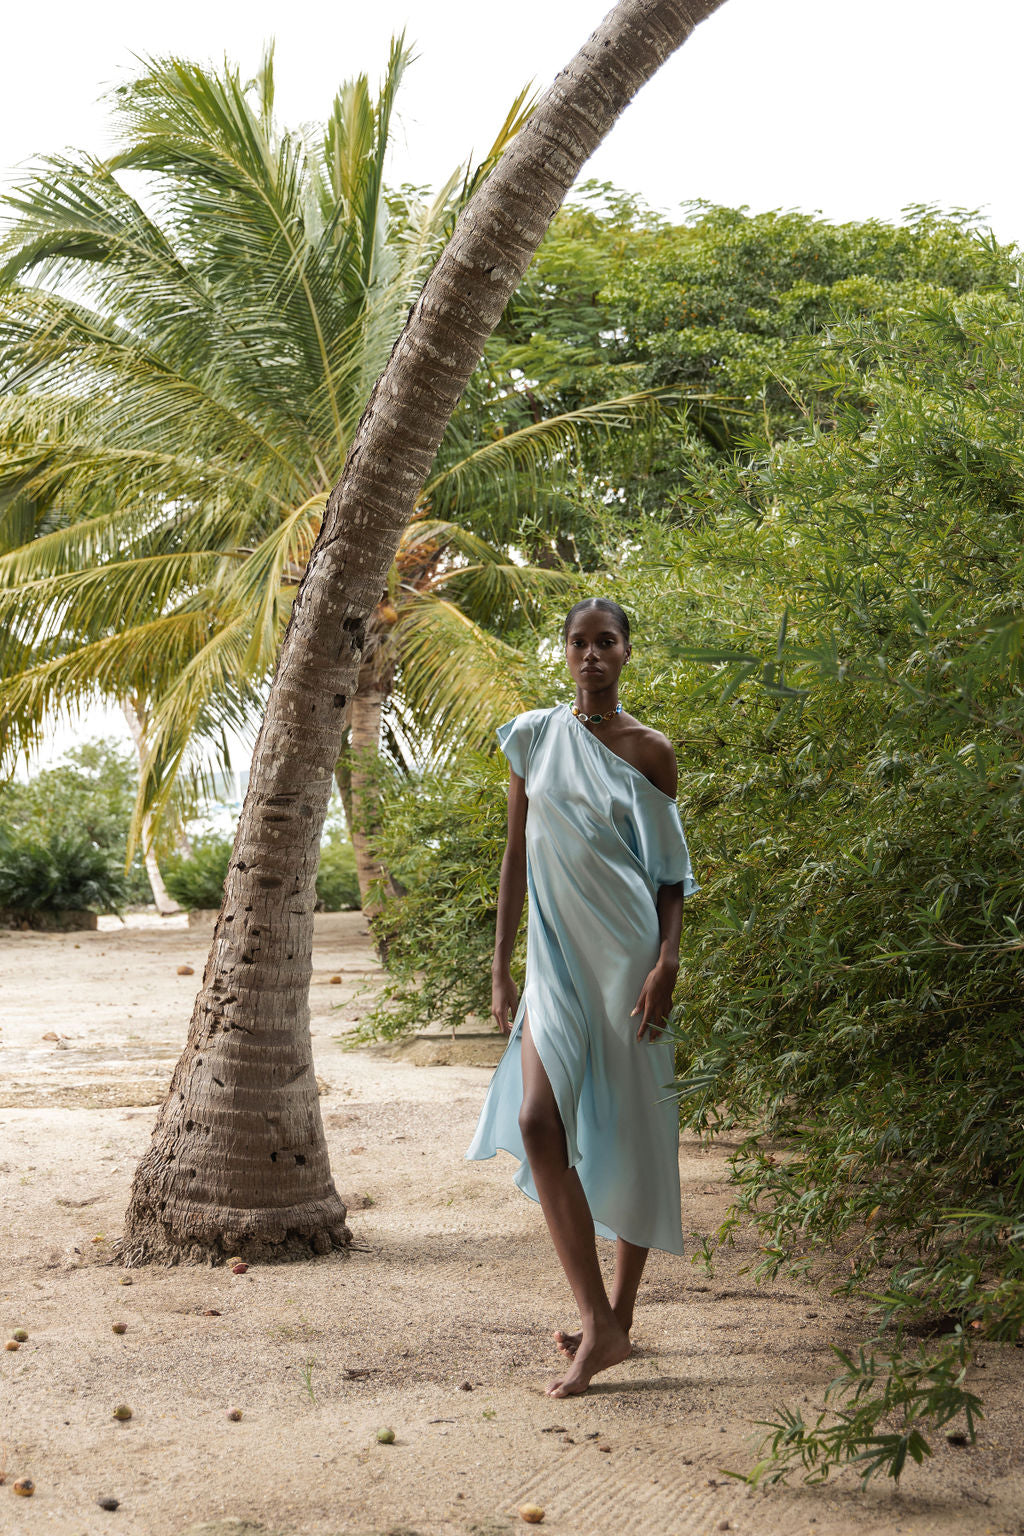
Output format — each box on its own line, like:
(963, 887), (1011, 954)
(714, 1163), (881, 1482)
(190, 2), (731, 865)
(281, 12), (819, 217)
(0, 912), (1021, 1536)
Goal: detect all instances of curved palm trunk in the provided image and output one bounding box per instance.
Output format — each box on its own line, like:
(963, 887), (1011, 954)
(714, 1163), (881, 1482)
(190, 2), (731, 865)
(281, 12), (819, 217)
(122, 698), (181, 917)
(120, 0), (727, 1265)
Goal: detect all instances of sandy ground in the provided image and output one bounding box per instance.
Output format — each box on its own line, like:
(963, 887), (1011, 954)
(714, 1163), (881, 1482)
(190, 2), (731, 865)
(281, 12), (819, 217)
(0, 913), (1022, 1536)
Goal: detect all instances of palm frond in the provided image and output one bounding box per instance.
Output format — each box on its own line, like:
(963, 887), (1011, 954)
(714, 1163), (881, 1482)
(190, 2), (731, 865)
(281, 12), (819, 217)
(0, 550), (222, 661)
(424, 390), (685, 513)
(394, 594), (531, 758)
(453, 82), (538, 215)
(130, 614), (264, 848)
(0, 612), (212, 771)
(227, 495), (325, 670)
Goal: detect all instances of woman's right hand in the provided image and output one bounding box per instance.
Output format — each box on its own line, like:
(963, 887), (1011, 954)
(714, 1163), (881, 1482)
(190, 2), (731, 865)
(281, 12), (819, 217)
(491, 970), (519, 1036)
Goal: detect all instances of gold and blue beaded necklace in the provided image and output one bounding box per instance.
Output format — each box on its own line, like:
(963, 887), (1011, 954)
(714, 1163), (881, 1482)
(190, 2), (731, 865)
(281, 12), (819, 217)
(570, 700), (623, 725)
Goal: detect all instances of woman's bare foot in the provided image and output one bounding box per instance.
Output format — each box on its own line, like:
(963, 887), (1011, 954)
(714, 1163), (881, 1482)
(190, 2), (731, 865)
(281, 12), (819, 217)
(554, 1307), (633, 1359)
(554, 1327), (583, 1358)
(546, 1319), (631, 1397)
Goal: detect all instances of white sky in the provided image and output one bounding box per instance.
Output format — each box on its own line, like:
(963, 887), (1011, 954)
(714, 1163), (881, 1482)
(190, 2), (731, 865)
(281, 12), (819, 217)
(5, 0), (1021, 772)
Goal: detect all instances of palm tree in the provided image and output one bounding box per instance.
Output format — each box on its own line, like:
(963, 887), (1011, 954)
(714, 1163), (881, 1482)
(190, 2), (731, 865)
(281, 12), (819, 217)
(4, 0), (733, 1258)
(0, 43), (448, 861)
(118, 0), (729, 1266)
(0, 45), (666, 917)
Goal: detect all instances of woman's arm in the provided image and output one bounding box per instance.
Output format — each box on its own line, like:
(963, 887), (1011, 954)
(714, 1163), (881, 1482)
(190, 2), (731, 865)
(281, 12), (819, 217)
(491, 768), (528, 1035)
(632, 882), (684, 1042)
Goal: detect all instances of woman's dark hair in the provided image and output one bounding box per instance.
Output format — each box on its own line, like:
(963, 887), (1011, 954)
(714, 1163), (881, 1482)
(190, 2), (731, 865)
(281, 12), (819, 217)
(562, 597), (631, 644)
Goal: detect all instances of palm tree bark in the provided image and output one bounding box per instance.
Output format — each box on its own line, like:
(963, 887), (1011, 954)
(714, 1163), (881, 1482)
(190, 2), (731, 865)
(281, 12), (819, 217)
(120, 0), (728, 1265)
(122, 698), (181, 917)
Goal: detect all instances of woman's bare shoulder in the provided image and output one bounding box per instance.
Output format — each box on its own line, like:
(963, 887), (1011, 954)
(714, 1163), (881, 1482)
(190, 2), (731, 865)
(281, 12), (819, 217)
(619, 717), (678, 797)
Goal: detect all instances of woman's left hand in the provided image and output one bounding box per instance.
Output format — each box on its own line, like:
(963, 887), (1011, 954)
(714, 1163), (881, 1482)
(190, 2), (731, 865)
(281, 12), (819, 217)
(631, 960), (678, 1041)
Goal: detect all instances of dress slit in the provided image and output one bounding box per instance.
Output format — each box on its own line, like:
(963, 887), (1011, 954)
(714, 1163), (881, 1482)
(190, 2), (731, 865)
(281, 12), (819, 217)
(518, 998), (583, 1174)
(520, 1006), (574, 1172)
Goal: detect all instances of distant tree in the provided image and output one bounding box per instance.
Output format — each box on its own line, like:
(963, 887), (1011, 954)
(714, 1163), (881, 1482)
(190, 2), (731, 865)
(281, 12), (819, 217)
(499, 196), (1018, 504)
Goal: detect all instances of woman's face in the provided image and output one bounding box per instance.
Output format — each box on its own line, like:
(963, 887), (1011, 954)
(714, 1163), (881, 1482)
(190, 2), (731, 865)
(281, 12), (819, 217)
(565, 609), (630, 693)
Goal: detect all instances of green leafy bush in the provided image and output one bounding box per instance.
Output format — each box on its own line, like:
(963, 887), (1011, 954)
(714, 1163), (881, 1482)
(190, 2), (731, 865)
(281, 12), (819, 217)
(0, 825), (129, 914)
(315, 839), (361, 911)
(652, 288), (1024, 1480)
(359, 750), (522, 1040)
(162, 835), (233, 910)
(164, 832), (361, 912)
(0, 739), (152, 903)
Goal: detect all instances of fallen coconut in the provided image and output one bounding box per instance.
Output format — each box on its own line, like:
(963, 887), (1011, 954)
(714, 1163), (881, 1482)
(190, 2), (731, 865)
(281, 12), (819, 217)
(231, 1263), (249, 1275)
(375, 1427), (395, 1444)
(118, 1276), (133, 1286)
(5, 1340), (20, 1351)
(12, 1328), (28, 1341)
(112, 1404), (133, 1421)
(97, 1495), (120, 1511)
(519, 1506), (545, 1525)
(176, 964), (194, 975)
(226, 1408), (242, 1422)
(13, 1478), (35, 1497)
(112, 1322), (128, 1335)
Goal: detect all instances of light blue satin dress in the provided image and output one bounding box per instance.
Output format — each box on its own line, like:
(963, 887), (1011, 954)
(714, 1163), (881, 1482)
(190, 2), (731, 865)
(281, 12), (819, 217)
(465, 704), (700, 1255)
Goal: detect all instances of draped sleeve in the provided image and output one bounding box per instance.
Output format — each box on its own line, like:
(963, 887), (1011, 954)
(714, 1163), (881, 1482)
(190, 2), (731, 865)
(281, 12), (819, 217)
(637, 793), (701, 898)
(496, 711), (541, 783)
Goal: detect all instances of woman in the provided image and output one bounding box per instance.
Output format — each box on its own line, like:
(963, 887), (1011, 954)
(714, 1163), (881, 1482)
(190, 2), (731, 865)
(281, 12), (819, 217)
(465, 597), (699, 1398)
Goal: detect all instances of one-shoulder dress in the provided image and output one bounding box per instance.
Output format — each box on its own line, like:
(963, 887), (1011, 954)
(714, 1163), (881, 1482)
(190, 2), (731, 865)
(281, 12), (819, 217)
(465, 703), (700, 1256)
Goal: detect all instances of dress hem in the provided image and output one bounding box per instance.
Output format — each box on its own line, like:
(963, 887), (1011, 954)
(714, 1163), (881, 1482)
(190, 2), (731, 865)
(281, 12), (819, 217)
(464, 1143), (685, 1258)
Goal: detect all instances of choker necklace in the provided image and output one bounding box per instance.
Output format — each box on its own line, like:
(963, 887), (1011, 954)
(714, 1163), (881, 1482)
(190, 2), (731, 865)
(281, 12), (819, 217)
(570, 701), (623, 725)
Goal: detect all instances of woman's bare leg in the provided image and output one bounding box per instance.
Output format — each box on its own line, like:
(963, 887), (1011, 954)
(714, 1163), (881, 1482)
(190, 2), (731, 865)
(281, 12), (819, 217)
(518, 1013), (631, 1397)
(555, 1237), (649, 1358)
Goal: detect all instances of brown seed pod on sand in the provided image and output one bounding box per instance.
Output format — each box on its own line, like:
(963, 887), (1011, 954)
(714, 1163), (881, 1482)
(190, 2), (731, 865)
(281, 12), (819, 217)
(112, 1404), (132, 1421)
(14, 1478), (35, 1497)
(98, 1495), (120, 1511)
(12, 1329), (28, 1342)
(5, 1340), (19, 1351)
(111, 1322), (128, 1334)
(226, 1409), (242, 1422)
(519, 1507), (545, 1525)
(231, 1263), (249, 1275)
